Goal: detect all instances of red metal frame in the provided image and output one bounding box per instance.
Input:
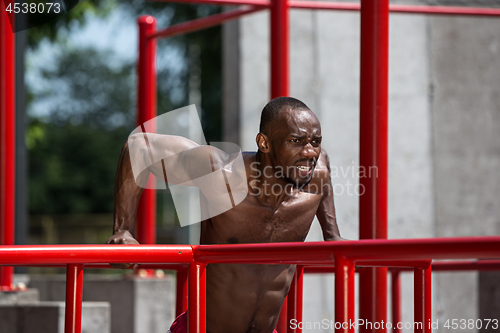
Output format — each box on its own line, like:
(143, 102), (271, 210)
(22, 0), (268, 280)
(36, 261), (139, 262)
(65, 264), (83, 333)
(2, 0), (500, 332)
(287, 265), (304, 333)
(136, 16), (158, 246)
(289, 1), (500, 17)
(270, 0), (289, 99)
(2, 238), (500, 333)
(0, 0), (15, 292)
(358, 0), (389, 331)
(150, 6), (264, 39)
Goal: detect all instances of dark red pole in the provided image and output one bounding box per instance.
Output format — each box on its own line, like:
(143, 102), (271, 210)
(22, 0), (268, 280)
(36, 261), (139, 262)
(414, 265), (432, 333)
(188, 261), (206, 333)
(176, 266), (189, 317)
(287, 265), (304, 333)
(151, 6), (264, 40)
(391, 270), (402, 333)
(64, 264), (83, 333)
(335, 255), (355, 333)
(136, 16), (158, 245)
(270, 0), (289, 99)
(276, 297), (288, 332)
(358, 0), (389, 331)
(0, 0), (15, 292)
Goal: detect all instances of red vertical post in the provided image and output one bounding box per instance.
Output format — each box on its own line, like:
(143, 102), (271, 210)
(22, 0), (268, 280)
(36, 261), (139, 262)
(270, 0), (289, 99)
(358, 0), (389, 331)
(64, 264), (83, 333)
(176, 266), (189, 317)
(0, 0), (15, 292)
(188, 261), (206, 333)
(287, 265), (304, 333)
(136, 16), (158, 245)
(277, 296), (288, 332)
(391, 270), (402, 333)
(414, 264), (432, 333)
(335, 255), (355, 333)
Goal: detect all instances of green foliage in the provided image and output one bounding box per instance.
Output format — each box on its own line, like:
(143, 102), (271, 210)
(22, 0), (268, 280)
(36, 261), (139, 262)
(27, 0), (115, 48)
(28, 119), (128, 214)
(27, 1), (223, 216)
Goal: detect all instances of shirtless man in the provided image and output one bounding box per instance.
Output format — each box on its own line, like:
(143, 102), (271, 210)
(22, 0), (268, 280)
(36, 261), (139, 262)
(106, 97), (342, 333)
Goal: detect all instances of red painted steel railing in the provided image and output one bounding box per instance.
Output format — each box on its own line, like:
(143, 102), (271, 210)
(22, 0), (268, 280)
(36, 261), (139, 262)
(2, 237), (500, 333)
(0, 0), (16, 292)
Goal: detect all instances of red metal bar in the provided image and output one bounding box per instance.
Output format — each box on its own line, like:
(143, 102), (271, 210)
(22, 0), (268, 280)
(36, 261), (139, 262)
(335, 255), (355, 333)
(414, 264), (432, 333)
(277, 297), (288, 332)
(188, 261), (206, 333)
(151, 6), (264, 40)
(358, 0), (389, 330)
(0, 244), (194, 265)
(289, 1), (500, 17)
(176, 266), (189, 317)
(193, 237), (500, 263)
(64, 264), (83, 333)
(270, 0), (289, 99)
(287, 265), (304, 333)
(2, 238), (500, 266)
(391, 270), (402, 333)
(148, 0), (270, 7)
(0, 0), (15, 292)
(136, 16), (158, 246)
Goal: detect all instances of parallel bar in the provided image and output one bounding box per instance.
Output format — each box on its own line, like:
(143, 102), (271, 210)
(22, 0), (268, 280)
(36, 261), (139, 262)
(148, 0), (270, 6)
(290, 1), (500, 17)
(0, 245), (194, 265)
(188, 261), (206, 333)
(151, 6), (263, 39)
(0, 0), (15, 292)
(270, 0), (289, 98)
(391, 270), (402, 333)
(136, 16), (158, 246)
(287, 266), (304, 333)
(2, 238), (500, 265)
(176, 266), (189, 317)
(64, 264), (83, 333)
(335, 255), (355, 333)
(414, 264), (432, 333)
(358, 0), (389, 330)
(277, 297), (288, 332)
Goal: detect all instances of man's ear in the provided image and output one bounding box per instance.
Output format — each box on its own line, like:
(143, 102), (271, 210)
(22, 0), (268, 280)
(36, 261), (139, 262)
(256, 133), (270, 153)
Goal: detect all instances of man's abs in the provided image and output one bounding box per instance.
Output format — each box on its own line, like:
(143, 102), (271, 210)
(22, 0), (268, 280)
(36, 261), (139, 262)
(205, 263), (295, 333)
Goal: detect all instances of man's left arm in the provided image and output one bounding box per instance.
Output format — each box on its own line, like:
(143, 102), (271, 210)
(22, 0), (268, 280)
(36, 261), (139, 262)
(316, 150), (343, 241)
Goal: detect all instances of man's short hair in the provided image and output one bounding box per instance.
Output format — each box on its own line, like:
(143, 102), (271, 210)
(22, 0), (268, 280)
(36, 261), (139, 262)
(259, 97), (310, 135)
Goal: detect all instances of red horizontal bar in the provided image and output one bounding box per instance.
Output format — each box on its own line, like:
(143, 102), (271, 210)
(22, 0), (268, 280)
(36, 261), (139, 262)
(147, 0), (269, 7)
(2, 237), (500, 266)
(290, 1), (500, 17)
(150, 5), (264, 39)
(194, 237), (500, 262)
(391, 260), (500, 272)
(0, 245), (194, 265)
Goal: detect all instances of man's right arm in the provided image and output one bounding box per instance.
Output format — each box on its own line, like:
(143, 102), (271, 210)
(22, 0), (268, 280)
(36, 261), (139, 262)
(105, 139), (145, 245)
(105, 133), (233, 245)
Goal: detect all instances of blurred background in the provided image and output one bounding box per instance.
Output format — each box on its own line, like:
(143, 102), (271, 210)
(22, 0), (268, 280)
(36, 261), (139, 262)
(17, 0), (223, 257)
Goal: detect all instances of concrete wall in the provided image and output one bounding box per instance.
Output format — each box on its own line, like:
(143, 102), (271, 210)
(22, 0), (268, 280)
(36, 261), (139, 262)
(29, 274), (175, 333)
(429, 15), (500, 332)
(223, 3), (500, 333)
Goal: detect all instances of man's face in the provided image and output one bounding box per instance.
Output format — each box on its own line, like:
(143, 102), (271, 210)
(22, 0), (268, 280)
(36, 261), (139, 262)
(267, 108), (322, 188)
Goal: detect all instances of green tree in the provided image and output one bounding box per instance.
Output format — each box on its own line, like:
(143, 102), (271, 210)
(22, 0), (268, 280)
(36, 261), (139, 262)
(27, 1), (223, 219)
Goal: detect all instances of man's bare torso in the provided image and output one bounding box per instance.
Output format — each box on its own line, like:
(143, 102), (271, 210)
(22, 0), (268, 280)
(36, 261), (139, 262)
(199, 152), (328, 333)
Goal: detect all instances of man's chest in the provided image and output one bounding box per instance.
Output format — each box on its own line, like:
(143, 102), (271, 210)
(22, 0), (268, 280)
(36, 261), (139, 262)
(208, 191), (322, 243)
